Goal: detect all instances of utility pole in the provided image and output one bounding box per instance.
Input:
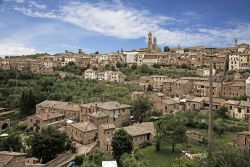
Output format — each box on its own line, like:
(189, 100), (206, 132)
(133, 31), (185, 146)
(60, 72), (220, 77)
(207, 48), (216, 166)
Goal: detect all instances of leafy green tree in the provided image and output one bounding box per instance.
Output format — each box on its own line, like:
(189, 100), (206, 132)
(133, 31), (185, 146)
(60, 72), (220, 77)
(155, 115), (187, 152)
(120, 152), (148, 167)
(88, 149), (112, 165)
(173, 157), (202, 167)
(58, 62), (85, 75)
(132, 98), (152, 123)
(27, 127), (72, 163)
(139, 64), (152, 75)
(74, 155), (84, 166)
(80, 149), (112, 167)
(81, 161), (97, 167)
(111, 129), (133, 160)
(20, 90), (36, 115)
(152, 63), (161, 68)
(174, 143), (250, 167)
(111, 65), (116, 71)
(164, 46), (170, 52)
(131, 64), (137, 69)
(214, 118), (225, 136)
(0, 133), (23, 152)
(116, 62), (122, 68)
(104, 64), (110, 70)
(216, 106), (229, 119)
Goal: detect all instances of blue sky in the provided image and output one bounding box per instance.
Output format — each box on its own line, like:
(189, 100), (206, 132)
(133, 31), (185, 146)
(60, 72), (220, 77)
(0, 0), (250, 56)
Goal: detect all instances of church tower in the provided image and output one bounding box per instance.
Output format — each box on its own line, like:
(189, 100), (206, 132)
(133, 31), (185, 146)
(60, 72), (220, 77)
(153, 37), (157, 52)
(147, 32), (153, 53)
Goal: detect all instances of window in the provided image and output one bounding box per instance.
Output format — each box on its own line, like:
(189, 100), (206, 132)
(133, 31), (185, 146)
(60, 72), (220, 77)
(230, 106), (232, 110)
(247, 109), (250, 113)
(238, 108), (241, 113)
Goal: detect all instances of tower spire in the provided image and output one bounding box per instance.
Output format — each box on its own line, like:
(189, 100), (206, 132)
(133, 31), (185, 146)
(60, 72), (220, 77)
(147, 32), (152, 53)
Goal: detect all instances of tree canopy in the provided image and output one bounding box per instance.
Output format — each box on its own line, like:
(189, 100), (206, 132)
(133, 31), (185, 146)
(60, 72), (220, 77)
(132, 98), (153, 123)
(173, 143), (250, 167)
(20, 89), (36, 115)
(164, 46), (170, 52)
(0, 133), (23, 152)
(215, 106), (229, 119)
(155, 115), (187, 152)
(111, 129), (133, 160)
(27, 127), (72, 163)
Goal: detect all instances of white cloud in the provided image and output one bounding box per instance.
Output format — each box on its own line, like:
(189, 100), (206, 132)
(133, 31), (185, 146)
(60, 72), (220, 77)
(16, 0), (25, 3)
(14, 7), (56, 18)
(12, 1), (250, 47)
(28, 1), (46, 9)
(0, 43), (36, 56)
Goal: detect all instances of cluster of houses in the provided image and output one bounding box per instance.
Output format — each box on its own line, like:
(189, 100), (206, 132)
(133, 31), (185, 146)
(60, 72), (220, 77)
(1, 32), (250, 166)
(137, 75), (250, 98)
(132, 91), (250, 120)
(27, 100), (155, 153)
(83, 69), (126, 83)
(1, 32), (250, 77)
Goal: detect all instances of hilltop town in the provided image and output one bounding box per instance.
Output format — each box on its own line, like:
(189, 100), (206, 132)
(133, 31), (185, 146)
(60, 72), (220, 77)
(0, 32), (250, 167)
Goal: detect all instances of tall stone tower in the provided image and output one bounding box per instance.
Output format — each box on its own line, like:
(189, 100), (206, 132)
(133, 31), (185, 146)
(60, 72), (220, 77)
(153, 37), (157, 51)
(147, 32), (153, 53)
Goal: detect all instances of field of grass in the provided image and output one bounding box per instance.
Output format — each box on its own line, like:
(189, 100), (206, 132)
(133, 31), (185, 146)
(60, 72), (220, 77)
(140, 145), (180, 167)
(140, 128), (237, 167)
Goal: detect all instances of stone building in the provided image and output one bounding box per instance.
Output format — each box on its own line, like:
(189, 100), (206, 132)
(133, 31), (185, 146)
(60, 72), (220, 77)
(192, 82), (221, 97)
(139, 76), (151, 90)
(213, 55), (227, 70)
(173, 79), (193, 97)
(150, 75), (168, 91)
(0, 151), (26, 167)
(84, 69), (97, 80)
(153, 97), (182, 114)
(27, 111), (65, 132)
(80, 101), (131, 128)
(66, 122), (98, 145)
(99, 123), (116, 152)
(131, 91), (145, 100)
(0, 59), (10, 70)
(186, 97), (205, 111)
(228, 52), (250, 71)
(221, 80), (246, 97)
(162, 79), (178, 94)
(196, 68), (216, 77)
(180, 77), (209, 83)
(203, 97), (225, 110)
(123, 122), (155, 147)
(225, 100), (242, 119)
(246, 77), (250, 96)
(36, 100), (80, 119)
(236, 131), (250, 149)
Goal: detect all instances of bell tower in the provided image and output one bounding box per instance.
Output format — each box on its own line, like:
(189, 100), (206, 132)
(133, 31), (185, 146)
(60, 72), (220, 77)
(153, 37), (157, 52)
(147, 32), (152, 53)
